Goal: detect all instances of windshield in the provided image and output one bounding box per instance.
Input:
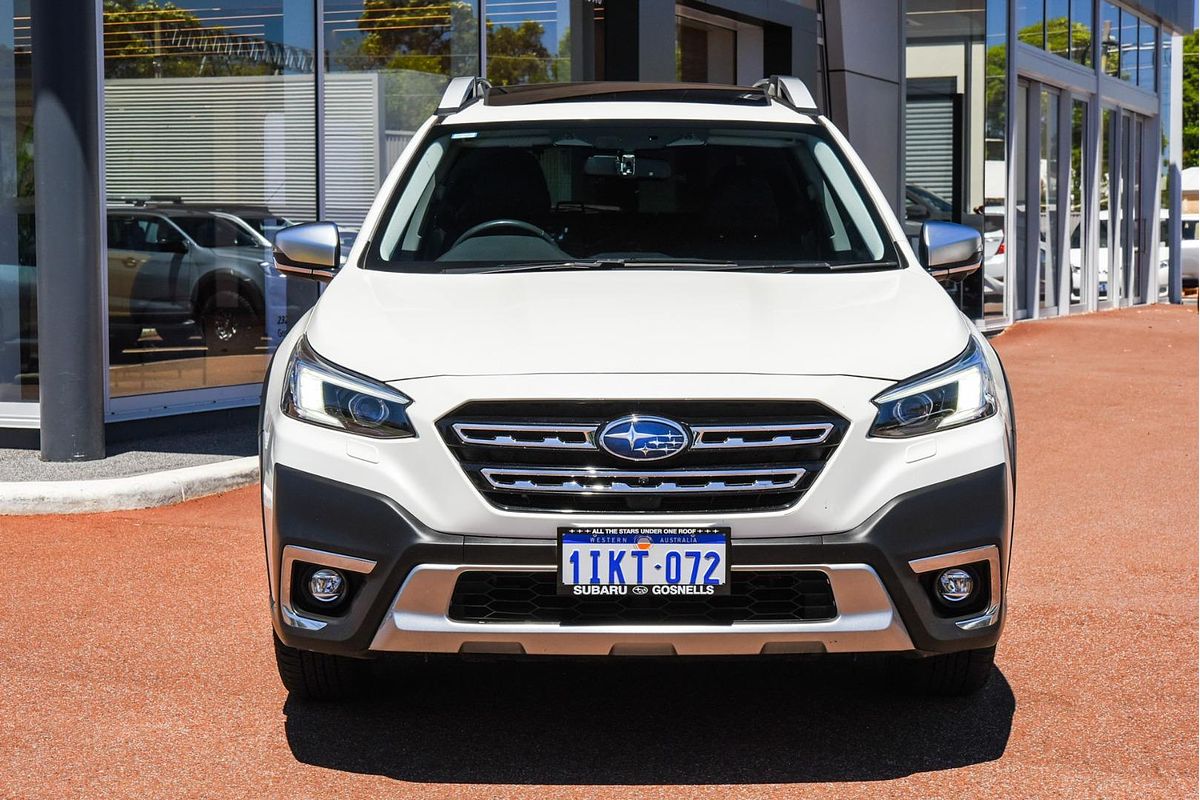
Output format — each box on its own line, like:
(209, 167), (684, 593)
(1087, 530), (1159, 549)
(368, 123), (896, 273)
(172, 215), (263, 249)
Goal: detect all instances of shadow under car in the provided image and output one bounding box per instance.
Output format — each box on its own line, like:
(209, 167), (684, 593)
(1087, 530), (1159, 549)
(284, 655), (1015, 785)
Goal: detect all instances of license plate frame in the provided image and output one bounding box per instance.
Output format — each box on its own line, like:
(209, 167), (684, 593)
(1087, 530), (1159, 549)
(557, 526), (732, 596)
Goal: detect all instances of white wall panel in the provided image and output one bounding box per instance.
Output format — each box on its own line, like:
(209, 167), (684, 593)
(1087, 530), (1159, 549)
(105, 72), (385, 228)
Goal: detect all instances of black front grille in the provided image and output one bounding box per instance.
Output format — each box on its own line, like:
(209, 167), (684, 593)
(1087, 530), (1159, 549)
(438, 400), (848, 513)
(448, 570), (838, 625)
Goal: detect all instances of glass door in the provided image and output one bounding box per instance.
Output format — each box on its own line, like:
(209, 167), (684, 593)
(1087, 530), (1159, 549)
(1111, 110), (1152, 306)
(1098, 107), (1115, 308)
(1014, 81), (1030, 319)
(1067, 97), (1087, 311)
(1128, 115), (1148, 303)
(1037, 86), (1062, 315)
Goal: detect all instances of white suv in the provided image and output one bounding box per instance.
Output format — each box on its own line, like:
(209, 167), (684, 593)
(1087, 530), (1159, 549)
(261, 77), (1016, 700)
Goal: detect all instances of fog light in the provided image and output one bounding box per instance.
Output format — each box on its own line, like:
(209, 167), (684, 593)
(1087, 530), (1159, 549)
(307, 568), (346, 603)
(936, 568), (976, 604)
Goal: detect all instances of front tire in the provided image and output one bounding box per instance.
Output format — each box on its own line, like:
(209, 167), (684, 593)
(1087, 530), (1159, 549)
(273, 633), (371, 701)
(896, 645), (996, 696)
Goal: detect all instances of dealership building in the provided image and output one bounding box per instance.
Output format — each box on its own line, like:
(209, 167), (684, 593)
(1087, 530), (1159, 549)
(0, 0), (1194, 457)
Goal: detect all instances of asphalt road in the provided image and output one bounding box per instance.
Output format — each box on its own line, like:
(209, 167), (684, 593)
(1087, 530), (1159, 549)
(1, 305), (1196, 798)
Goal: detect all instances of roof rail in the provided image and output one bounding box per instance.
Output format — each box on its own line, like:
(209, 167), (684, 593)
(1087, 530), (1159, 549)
(753, 75), (819, 114)
(437, 76), (493, 115)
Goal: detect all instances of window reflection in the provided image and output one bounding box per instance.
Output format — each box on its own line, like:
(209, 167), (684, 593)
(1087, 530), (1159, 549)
(677, 14), (736, 83)
(1046, 0), (1069, 59)
(0, 0), (35, 402)
(903, 0), (993, 319)
(323, 1), (480, 231)
(1119, 7), (1137, 81)
(1100, 2), (1120, 77)
(102, 1), (318, 399)
(1158, 31), (1172, 298)
(1068, 98), (1086, 306)
(982, 0), (1008, 318)
(1069, 0), (1091, 66)
(1137, 19), (1156, 89)
(1099, 107), (1112, 302)
(1016, 0), (1044, 47)
(1039, 88), (1060, 312)
(484, 0), (570, 85)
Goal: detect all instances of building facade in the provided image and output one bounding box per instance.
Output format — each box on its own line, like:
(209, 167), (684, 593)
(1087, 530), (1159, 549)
(0, 0), (1194, 450)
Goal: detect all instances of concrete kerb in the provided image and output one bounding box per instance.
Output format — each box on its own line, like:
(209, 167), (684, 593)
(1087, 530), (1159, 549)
(0, 456), (260, 515)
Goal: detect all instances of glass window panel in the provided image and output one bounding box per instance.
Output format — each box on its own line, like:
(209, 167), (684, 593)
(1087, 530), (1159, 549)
(1119, 8), (1137, 82)
(1099, 108), (1112, 301)
(1100, 2), (1120, 77)
(1120, 114), (1132, 297)
(1159, 34), (1172, 298)
(1069, 0), (1092, 66)
(103, 0), (318, 400)
(1068, 99), (1086, 307)
(1039, 88), (1060, 311)
(323, 0), (480, 232)
(903, 0), (989, 320)
(982, 0), (1008, 319)
(0, 0), (35, 402)
(1046, 0), (1069, 59)
(1137, 19), (1156, 89)
(1128, 117), (1145, 301)
(676, 15), (736, 84)
(485, 0), (571, 85)
(1015, 82), (1029, 317)
(1016, 0), (1045, 48)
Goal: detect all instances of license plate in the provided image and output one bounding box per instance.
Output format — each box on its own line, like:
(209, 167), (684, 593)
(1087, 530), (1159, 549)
(558, 527), (730, 596)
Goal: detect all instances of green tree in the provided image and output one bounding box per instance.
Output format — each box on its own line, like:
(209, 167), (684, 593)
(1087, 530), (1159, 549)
(551, 27), (571, 83)
(102, 0), (204, 78)
(356, 0), (456, 74)
(1184, 30), (1198, 168)
(486, 21), (551, 86)
(102, 0), (275, 78)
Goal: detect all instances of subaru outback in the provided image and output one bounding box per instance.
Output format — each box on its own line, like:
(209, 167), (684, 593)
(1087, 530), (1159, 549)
(261, 77), (1016, 700)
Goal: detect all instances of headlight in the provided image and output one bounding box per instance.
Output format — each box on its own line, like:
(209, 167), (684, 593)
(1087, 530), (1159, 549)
(282, 337), (415, 438)
(869, 337), (997, 438)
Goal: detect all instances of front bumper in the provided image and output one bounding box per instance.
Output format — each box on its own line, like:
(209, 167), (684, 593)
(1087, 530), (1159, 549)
(268, 462), (1012, 659)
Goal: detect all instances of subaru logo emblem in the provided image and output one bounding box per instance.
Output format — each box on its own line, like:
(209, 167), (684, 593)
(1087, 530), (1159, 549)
(598, 415), (689, 461)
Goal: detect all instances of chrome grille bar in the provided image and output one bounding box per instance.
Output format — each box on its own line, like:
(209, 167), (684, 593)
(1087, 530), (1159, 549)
(479, 466), (806, 494)
(690, 422), (834, 448)
(452, 422), (598, 450)
(454, 421), (836, 451)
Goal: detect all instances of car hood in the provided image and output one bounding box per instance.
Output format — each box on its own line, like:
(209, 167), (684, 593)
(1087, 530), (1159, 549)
(305, 266), (970, 382)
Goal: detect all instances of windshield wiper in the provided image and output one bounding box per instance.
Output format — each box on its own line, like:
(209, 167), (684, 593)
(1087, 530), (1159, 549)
(454, 258), (739, 275)
(449, 258), (900, 275)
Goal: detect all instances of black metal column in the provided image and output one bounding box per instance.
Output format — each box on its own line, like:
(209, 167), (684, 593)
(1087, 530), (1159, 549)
(31, 0), (106, 461)
(602, 0), (638, 81)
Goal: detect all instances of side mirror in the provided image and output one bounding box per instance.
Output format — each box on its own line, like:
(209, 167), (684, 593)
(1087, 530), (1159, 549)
(159, 239), (189, 254)
(919, 221), (982, 284)
(273, 222), (340, 282)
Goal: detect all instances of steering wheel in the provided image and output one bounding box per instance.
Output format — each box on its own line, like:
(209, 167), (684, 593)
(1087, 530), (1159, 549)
(451, 218), (556, 250)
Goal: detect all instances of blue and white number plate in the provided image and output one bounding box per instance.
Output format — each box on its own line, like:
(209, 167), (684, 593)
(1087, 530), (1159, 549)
(558, 527), (730, 596)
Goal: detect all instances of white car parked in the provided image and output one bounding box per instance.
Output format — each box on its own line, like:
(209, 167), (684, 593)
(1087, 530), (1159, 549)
(260, 77), (1016, 701)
